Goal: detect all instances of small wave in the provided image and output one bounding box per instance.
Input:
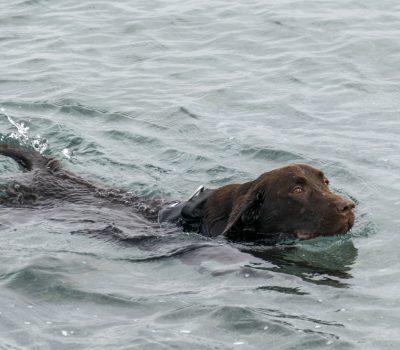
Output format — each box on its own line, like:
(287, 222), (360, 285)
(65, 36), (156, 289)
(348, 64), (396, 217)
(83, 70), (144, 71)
(2, 264), (144, 307)
(256, 285), (308, 295)
(240, 146), (303, 163)
(350, 212), (377, 238)
(118, 243), (220, 263)
(179, 107), (201, 120)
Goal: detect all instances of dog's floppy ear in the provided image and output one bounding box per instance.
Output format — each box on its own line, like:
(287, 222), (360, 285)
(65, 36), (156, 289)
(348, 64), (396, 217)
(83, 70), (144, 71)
(221, 188), (265, 236)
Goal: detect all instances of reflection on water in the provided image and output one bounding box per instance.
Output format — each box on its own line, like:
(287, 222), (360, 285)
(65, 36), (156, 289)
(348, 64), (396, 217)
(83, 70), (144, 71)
(240, 238), (358, 288)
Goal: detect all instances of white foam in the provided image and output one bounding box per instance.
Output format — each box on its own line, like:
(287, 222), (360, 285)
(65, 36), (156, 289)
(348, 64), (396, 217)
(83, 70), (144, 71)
(62, 148), (73, 159)
(233, 341), (245, 345)
(1, 107), (48, 153)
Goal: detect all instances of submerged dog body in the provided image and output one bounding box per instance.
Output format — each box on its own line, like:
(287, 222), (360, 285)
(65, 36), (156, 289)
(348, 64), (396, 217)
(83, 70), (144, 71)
(0, 144), (355, 240)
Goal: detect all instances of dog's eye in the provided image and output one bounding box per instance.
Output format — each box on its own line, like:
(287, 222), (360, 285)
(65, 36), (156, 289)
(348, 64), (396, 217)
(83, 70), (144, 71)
(324, 179), (330, 185)
(292, 186), (304, 194)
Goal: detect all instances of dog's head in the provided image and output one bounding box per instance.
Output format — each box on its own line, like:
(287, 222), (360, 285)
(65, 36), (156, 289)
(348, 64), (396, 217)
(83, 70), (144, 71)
(205, 164), (355, 240)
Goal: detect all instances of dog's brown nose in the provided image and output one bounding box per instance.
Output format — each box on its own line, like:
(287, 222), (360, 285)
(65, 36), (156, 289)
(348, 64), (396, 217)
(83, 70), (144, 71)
(335, 198), (355, 213)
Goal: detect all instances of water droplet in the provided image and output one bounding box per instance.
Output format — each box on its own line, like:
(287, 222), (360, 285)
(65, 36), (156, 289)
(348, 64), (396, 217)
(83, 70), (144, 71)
(62, 148), (73, 159)
(263, 326), (269, 330)
(180, 330), (191, 334)
(24, 321), (31, 325)
(61, 330), (68, 336)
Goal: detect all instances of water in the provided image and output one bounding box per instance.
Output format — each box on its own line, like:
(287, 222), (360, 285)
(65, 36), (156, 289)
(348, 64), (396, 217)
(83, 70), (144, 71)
(1, 0), (400, 349)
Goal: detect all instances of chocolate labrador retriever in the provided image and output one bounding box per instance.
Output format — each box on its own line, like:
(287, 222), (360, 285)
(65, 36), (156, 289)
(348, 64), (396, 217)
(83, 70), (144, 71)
(0, 144), (355, 240)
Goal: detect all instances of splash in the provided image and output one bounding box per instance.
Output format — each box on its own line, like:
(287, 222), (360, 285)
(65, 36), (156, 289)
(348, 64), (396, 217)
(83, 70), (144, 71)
(1, 107), (29, 140)
(62, 148), (73, 159)
(1, 107), (48, 154)
(32, 137), (49, 154)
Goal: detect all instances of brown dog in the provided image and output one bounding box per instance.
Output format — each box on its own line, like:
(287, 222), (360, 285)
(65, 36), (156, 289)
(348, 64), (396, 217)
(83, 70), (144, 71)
(158, 163), (355, 240)
(0, 144), (355, 240)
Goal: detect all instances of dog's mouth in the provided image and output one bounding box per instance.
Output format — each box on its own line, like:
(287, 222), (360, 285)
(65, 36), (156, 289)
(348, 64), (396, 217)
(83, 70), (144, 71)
(292, 212), (355, 240)
(293, 229), (349, 240)
(293, 221), (354, 240)
(293, 230), (320, 240)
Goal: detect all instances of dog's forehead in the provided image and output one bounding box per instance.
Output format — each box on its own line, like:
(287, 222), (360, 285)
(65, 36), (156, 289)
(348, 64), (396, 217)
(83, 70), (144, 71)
(260, 164), (325, 182)
(289, 164), (324, 177)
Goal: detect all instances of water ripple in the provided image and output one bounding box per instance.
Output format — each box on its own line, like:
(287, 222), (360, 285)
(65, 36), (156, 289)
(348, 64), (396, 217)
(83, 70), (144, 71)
(1, 0), (399, 348)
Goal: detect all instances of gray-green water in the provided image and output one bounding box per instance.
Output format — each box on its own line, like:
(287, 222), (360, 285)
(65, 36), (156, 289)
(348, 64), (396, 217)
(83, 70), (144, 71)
(0, 1), (399, 349)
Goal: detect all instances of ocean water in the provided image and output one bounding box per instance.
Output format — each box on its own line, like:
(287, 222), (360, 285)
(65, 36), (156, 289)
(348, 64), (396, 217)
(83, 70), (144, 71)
(1, 0), (400, 349)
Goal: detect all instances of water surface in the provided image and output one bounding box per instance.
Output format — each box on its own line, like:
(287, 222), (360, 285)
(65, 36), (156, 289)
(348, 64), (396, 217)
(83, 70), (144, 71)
(1, 0), (400, 349)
